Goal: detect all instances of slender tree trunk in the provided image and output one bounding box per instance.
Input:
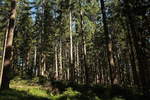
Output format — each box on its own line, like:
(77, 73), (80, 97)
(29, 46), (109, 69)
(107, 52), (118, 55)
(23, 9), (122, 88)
(69, 10), (74, 81)
(21, 57), (24, 76)
(59, 40), (63, 80)
(25, 50), (30, 73)
(0, 0), (17, 89)
(64, 45), (69, 80)
(55, 45), (58, 80)
(74, 43), (77, 82)
(34, 46), (38, 76)
(76, 42), (80, 83)
(41, 54), (46, 76)
(79, 1), (88, 84)
(83, 38), (88, 84)
(99, 0), (117, 85)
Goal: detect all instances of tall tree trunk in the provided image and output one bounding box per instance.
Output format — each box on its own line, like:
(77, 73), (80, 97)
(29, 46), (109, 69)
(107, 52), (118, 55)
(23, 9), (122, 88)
(99, 0), (118, 85)
(34, 46), (38, 76)
(25, 49), (30, 74)
(69, 10), (74, 81)
(76, 42), (80, 83)
(0, 0), (17, 89)
(55, 45), (58, 80)
(59, 39), (63, 80)
(79, 1), (88, 84)
(41, 54), (46, 76)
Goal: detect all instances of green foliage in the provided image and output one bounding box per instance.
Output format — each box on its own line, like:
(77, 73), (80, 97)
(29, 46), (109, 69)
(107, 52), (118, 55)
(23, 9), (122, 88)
(112, 97), (125, 100)
(28, 88), (49, 98)
(62, 88), (81, 97)
(49, 88), (81, 100)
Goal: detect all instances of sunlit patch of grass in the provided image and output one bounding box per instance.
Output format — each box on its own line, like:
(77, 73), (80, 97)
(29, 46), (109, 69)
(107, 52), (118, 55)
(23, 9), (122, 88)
(94, 96), (102, 100)
(62, 88), (80, 96)
(28, 88), (50, 98)
(112, 97), (125, 100)
(5, 76), (51, 100)
(10, 77), (29, 86)
(10, 76), (42, 91)
(11, 86), (50, 99)
(49, 88), (81, 100)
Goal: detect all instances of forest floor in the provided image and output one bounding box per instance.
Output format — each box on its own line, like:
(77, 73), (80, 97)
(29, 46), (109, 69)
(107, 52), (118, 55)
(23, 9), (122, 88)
(0, 76), (149, 100)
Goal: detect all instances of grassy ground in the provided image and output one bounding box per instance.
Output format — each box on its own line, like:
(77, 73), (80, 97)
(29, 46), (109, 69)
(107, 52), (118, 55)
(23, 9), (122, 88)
(0, 77), (50, 100)
(0, 77), (82, 100)
(0, 76), (149, 100)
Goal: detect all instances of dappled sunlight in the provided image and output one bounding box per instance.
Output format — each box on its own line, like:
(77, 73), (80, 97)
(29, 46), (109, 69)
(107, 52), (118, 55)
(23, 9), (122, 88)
(0, 77), (149, 100)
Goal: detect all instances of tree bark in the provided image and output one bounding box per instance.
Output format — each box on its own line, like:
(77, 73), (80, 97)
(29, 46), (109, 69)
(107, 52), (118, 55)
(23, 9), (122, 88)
(34, 46), (38, 76)
(55, 45), (58, 80)
(99, 0), (118, 85)
(79, 1), (88, 84)
(0, 0), (17, 89)
(69, 10), (74, 81)
(59, 39), (63, 80)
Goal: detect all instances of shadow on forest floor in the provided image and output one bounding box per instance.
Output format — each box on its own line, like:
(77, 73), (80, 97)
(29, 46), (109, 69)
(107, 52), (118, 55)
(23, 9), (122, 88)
(0, 88), (49, 100)
(0, 76), (150, 100)
(48, 80), (150, 100)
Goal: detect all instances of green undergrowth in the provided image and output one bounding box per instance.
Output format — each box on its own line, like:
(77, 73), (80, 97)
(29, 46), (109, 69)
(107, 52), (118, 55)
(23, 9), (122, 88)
(0, 76), (149, 100)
